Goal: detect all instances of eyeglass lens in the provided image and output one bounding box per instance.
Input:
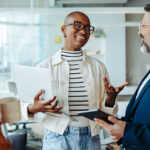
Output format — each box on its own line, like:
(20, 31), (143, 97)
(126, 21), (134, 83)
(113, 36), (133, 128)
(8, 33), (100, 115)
(74, 22), (94, 34)
(139, 23), (150, 31)
(139, 23), (141, 31)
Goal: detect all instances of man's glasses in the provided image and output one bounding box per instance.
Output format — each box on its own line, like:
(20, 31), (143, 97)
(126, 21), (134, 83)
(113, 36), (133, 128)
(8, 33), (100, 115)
(139, 22), (150, 31)
(64, 21), (95, 34)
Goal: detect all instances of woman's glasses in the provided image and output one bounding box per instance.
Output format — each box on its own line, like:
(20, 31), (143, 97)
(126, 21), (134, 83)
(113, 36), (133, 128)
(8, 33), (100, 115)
(65, 21), (95, 34)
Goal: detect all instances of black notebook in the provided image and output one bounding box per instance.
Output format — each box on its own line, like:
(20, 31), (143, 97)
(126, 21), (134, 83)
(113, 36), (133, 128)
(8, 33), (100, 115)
(77, 109), (113, 124)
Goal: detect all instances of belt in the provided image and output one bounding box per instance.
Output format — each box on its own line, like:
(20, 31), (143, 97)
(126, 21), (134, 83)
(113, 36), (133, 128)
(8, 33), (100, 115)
(64, 126), (91, 136)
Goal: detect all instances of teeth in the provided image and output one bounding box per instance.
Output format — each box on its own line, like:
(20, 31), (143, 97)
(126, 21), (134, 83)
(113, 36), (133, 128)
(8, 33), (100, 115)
(77, 36), (85, 39)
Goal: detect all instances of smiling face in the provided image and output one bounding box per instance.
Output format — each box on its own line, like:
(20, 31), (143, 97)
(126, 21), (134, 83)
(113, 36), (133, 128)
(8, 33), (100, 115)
(61, 12), (91, 51)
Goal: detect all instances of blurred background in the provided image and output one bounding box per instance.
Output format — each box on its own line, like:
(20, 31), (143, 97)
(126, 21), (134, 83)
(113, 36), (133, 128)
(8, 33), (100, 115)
(0, 0), (150, 150)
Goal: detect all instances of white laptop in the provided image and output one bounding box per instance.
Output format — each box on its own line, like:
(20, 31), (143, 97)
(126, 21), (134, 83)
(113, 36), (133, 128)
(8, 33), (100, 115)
(12, 65), (53, 103)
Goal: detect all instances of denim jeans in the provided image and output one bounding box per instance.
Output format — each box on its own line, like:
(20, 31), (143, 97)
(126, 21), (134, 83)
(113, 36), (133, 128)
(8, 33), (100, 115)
(42, 126), (101, 150)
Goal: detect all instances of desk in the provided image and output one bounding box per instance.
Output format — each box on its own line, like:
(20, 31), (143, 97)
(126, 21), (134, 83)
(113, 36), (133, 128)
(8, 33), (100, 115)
(2, 119), (43, 149)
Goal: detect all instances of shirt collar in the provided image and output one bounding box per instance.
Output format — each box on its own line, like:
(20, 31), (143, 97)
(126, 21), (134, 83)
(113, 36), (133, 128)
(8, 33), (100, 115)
(51, 49), (86, 66)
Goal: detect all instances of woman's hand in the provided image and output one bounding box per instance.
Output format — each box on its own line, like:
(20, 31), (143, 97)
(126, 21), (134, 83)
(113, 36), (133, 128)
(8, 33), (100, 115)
(27, 90), (63, 114)
(104, 77), (128, 107)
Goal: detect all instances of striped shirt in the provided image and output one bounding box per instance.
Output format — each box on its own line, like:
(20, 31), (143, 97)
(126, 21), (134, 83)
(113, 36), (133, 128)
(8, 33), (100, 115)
(61, 50), (89, 127)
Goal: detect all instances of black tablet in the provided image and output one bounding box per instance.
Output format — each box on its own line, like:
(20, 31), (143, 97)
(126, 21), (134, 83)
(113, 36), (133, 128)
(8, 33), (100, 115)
(77, 109), (113, 124)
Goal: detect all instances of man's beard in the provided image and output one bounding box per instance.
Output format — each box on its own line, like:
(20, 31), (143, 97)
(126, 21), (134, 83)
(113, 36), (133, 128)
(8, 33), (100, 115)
(140, 39), (150, 54)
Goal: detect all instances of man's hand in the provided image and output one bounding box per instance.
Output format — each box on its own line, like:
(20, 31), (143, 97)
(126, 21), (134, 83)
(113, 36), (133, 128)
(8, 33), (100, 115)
(28, 90), (63, 114)
(94, 116), (126, 142)
(104, 77), (128, 106)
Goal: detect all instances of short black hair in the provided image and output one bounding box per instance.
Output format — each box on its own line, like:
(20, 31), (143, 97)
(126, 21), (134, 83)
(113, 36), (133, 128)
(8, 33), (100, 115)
(64, 11), (90, 25)
(144, 3), (150, 12)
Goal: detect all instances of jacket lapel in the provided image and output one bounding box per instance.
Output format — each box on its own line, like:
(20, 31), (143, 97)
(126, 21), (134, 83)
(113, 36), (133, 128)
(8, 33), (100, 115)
(126, 70), (150, 117)
(129, 80), (150, 115)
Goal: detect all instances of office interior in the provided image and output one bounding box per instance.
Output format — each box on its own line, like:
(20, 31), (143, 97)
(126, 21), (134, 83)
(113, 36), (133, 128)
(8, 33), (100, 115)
(0, 0), (150, 150)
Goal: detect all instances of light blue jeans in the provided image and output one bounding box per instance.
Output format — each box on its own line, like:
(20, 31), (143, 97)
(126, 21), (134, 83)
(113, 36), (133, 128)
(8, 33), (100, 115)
(42, 126), (101, 150)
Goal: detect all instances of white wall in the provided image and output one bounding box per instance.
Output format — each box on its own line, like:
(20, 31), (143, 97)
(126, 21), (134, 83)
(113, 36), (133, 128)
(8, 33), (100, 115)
(89, 13), (126, 86)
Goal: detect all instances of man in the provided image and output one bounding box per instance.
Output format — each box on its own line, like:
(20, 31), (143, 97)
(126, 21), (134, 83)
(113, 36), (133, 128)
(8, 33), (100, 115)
(24, 11), (126, 150)
(95, 3), (150, 150)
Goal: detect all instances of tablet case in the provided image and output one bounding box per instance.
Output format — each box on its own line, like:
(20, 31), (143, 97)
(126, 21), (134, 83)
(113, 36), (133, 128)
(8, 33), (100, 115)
(77, 109), (113, 124)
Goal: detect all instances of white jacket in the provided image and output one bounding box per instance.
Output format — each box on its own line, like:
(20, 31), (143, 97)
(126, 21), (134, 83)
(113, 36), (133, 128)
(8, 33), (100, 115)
(22, 50), (118, 136)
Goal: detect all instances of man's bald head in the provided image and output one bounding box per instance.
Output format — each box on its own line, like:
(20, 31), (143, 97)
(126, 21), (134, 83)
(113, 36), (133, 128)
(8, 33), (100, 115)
(64, 11), (90, 25)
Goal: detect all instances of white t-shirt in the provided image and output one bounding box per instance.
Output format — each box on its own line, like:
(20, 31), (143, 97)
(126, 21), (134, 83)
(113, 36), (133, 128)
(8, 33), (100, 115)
(136, 73), (150, 100)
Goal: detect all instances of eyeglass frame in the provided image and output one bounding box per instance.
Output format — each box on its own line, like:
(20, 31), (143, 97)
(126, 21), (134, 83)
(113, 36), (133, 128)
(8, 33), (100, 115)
(64, 21), (95, 34)
(139, 22), (150, 31)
